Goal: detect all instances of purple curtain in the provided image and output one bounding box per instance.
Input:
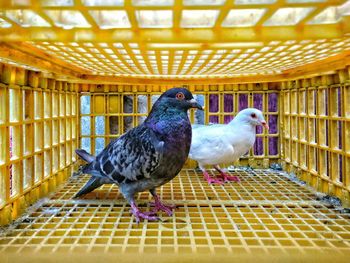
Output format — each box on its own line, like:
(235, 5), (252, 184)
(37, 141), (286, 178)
(253, 93), (263, 110)
(209, 94), (219, 123)
(268, 93), (278, 112)
(238, 94), (248, 110)
(224, 94), (233, 123)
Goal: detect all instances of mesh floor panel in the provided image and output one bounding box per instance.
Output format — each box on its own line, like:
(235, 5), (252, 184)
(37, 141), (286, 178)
(52, 169), (317, 203)
(1, 169), (349, 256)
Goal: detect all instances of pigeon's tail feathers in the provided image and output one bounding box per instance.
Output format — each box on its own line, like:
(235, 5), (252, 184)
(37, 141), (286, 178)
(74, 162), (107, 197)
(73, 176), (103, 198)
(81, 161), (104, 178)
(82, 161), (93, 174)
(75, 149), (95, 163)
(73, 149), (96, 178)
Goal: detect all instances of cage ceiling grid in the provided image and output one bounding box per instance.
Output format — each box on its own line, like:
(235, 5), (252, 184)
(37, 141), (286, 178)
(0, 0), (349, 80)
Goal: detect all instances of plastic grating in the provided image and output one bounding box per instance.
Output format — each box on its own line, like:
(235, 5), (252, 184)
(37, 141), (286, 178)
(52, 169), (316, 202)
(1, 1), (350, 78)
(28, 38), (350, 77)
(0, 169), (349, 255)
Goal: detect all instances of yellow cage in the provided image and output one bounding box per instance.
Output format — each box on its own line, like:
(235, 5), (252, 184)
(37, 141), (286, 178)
(0, 0), (350, 261)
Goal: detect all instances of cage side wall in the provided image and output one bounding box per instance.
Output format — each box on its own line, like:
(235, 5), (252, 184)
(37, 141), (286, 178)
(280, 67), (350, 207)
(1, 63), (350, 226)
(77, 82), (280, 169)
(0, 64), (80, 225)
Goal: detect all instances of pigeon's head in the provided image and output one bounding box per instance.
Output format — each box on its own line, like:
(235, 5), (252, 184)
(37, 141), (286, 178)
(158, 88), (203, 111)
(236, 108), (269, 130)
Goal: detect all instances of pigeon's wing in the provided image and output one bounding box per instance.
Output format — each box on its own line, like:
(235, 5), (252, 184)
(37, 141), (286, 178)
(86, 126), (164, 184)
(189, 126), (234, 165)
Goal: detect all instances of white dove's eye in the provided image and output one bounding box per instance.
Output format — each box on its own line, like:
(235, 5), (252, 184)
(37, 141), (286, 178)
(251, 113), (257, 118)
(176, 92), (185, 100)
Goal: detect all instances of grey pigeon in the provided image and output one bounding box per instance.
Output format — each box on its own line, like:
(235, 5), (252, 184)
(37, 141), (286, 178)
(189, 108), (269, 184)
(74, 88), (203, 222)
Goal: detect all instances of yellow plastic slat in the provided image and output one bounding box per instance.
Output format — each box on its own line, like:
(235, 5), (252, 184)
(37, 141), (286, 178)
(0, 64), (80, 224)
(281, 68), (350, 207)
(0, 1), (350, 79)
(0, 169), (349, 256)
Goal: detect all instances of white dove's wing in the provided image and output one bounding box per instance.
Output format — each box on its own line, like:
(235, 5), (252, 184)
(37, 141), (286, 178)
(189, 125), (235, 165)
(191, 124), (205, 130)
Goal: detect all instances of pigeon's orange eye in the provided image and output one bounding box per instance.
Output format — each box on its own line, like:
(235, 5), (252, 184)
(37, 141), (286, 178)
(251, 113), (257, 118)
(176, 92), (185, 100)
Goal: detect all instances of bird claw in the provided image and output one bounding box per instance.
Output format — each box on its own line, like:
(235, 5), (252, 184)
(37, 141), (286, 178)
(218, 173), (240, 183)
(150, 201), (176, 216)
(206, 177), (224, 185)
(203, 171), (224, 185)
(133, 210), (158, 216)
(130, 205), (160, 223)
(131, 210), (160, 224)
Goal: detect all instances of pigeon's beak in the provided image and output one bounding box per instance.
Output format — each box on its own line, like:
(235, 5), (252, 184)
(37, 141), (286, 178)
(261, 120), (269, 130)
(189, 98), (204, 110)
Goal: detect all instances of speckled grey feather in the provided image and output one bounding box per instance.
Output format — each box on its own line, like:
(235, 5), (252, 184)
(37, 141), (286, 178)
(74, 88), (202, 210)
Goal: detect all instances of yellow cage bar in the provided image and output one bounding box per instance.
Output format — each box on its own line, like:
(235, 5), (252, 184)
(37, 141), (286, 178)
(281, 71), (350, 206)
(0, 64), (79, 225)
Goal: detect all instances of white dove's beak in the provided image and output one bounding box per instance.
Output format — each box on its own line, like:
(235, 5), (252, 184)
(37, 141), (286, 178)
(189, 98), (204, 110)
(261, 120), (269, 130)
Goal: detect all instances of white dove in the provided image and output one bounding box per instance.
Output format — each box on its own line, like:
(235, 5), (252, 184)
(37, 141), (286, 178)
(189, 108), (269, 185)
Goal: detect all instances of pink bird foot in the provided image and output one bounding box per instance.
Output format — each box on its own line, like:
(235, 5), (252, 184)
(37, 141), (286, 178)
(130, 202), (159, 223)
(218, 172), (240, 183)
(203, 171), (224, 185)
(150, 195), (176, 216)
